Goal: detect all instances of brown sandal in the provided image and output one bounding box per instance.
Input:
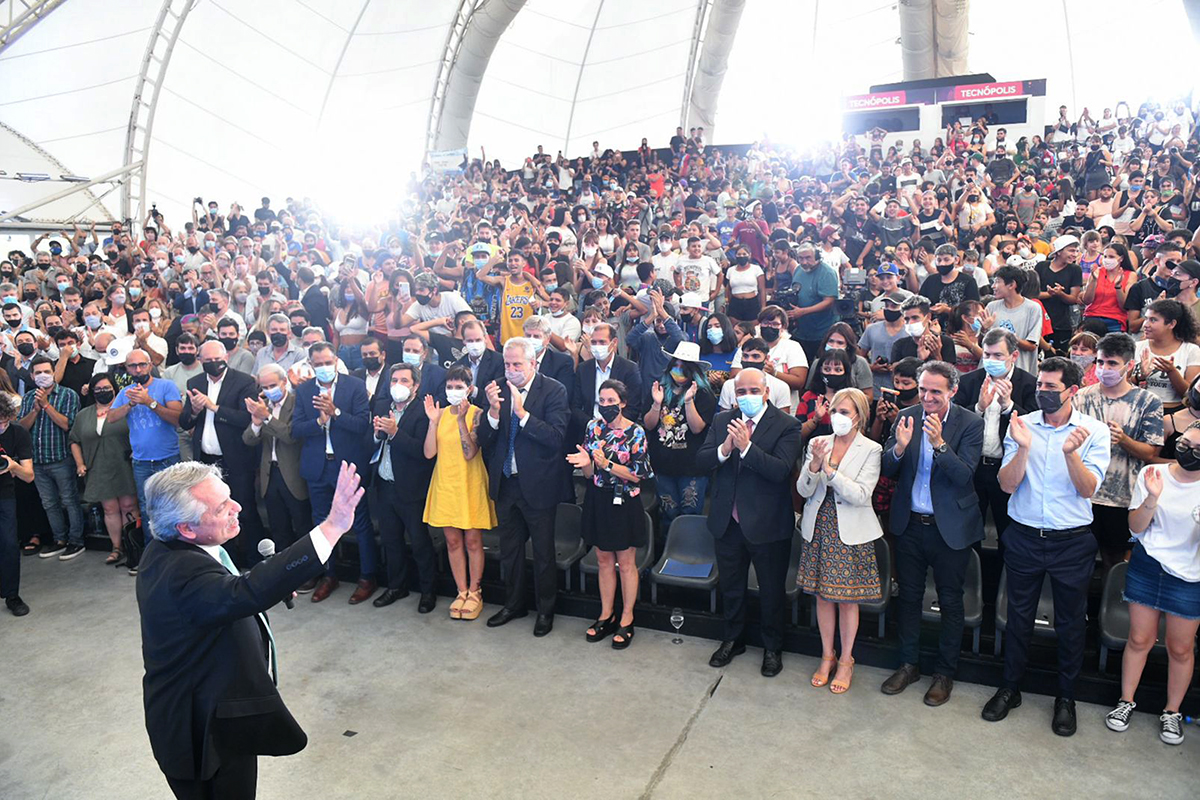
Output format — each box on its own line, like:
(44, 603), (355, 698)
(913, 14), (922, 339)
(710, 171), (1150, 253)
(105, 550), (123, 565)
(811, 655), (837, 688)
(459, 589), (483, 620)
(830, 658), (855, 694)
(449, 591), (468, 619)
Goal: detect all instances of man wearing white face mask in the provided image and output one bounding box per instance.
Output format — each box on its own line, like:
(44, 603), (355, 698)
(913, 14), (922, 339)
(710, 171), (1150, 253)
(453, 320), (503, 408)
(538, 287), (582, 351)
(570, 323), (641, 446)
(890, 295), (957, 365)
(243, 364), (310, 555)
(19, 357), (84, 560)
(523, 316), (575, 406)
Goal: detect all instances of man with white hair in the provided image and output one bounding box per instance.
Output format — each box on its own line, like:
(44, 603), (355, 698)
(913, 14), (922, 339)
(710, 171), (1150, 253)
(137, 459), (364, 799)
(477, 337), (570, 637)
(696, 367), (802, 677)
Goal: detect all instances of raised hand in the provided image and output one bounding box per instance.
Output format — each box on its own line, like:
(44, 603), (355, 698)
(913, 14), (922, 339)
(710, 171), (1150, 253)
(318, 462), (365, 543)
(651, 380), (664, 405)
(485, 380), (502, 413)
(979, 376), (996, 408)
(1009, 415), (1033, 449)
(566, 444), (591, 469)
(423, 393), (443, 423)
(1144, 466), (1164, 499)
(808, 438), (829, 473)
(245, 395), (270, 423)
(923, 411), (944, 448)
(814, 394), (830, 419)
(508, 381), (525, 419)
(894, 415), (914, 452)
(1062, 426), (1090, 455)
(684, 382), (698, 403)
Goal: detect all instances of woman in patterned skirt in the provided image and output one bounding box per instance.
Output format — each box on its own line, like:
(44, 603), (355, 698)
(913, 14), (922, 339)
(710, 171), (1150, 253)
(796, 388), (884, 694)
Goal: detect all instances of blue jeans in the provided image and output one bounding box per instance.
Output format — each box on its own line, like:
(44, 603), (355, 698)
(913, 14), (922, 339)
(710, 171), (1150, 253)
(0, 498), (18, 598)
(133, 456), (181, 524)
(338, 345), (363, 371)
(33, 458), (84, 546)
(310, 459), (376, 579)
(656, 473), (708, 529)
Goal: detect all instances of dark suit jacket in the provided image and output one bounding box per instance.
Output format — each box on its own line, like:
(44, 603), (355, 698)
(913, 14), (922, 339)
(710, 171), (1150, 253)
(2, 352), (32, 395)
(571, 355), (643, 433)
(137, 535), (325, 781)
(454, 349), (505, 408)
(351, 366), (390, 407)
(242, 391), (307, 500)
(369, 394), (434, 499)
(695, 404), (802, 544)
(290, 374), (371, 482)
(953, 365), (1038, 443)
(301, 285), (330, 330)
(476, 373), (570, 510)
(172, 288), (210, 316)
(537, 348), (576, 408)
(416, 361), (447, 403)
(178, 368), (258, 471)
(880, 403), (985, 549)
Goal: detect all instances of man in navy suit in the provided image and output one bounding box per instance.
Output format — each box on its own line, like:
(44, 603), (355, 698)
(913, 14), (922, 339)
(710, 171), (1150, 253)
(524, 317), (575, 406)
(571, 322), (641, 445)
(454, 320), (504, 408)
(290, 342), (377, 605)
(403, 335), (445, 402)
(350, 337), (389, 406)
(696, 368), (802, 678)
(477, 338), (570, 637)
(880, 360), (984, 707)
(368, 363), (438, 612)
(178, 340), (263, 567)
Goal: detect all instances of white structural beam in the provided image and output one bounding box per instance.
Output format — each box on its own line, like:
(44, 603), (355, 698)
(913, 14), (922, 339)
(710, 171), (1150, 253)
(427, 0), (527, 155)
(684, 0), (745, 142)
(121, 0), (196, 233)
(899, 0), (935, 80)
(933, 0), (968, 77)
(0, 161), (142, 222)
(0, 0), (69, 55)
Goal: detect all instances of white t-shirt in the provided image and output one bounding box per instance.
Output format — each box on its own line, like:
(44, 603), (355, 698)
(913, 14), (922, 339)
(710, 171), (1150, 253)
(675, 255), (720, 296)
(540, 311), (581, 348)
(1128, 465), (1200, 582)
(726, 263), (764, 295)
(412, 290), (471, 336)
(1134, 340), (1200, 405)
(818, 246), (850, 272)
(718, 371), (792, 414)
(731, 333), (810, 408)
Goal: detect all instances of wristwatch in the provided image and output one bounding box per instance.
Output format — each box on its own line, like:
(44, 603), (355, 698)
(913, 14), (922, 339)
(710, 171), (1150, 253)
(933, 441), (949, 455)
(149, 400), (158, 410)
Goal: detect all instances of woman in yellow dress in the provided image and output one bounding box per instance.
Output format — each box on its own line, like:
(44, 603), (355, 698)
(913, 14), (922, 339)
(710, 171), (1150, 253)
(422, 365), (497, 620)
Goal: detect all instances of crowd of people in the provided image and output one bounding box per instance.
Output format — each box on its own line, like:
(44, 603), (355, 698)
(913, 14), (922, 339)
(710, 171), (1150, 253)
(2, 99), (1199, 746)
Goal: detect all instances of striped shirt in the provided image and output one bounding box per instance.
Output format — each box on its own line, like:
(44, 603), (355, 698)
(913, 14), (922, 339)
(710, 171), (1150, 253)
(20, 384), (80, 464)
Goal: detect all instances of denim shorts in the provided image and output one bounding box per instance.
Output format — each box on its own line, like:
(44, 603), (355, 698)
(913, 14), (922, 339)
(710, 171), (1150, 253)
(1123, 542), (1200, 620)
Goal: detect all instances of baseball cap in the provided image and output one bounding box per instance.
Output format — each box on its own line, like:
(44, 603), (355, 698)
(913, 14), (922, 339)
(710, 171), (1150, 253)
(678, 291), (708, 311)
(1050, 234), (1080, 254)
(1176, 260), (1200, 281)
(877, 263), (900, 277)
(592, 264), (614, 279)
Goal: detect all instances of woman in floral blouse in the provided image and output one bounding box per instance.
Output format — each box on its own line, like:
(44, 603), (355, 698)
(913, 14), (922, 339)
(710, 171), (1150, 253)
(567, 379), (653, 649)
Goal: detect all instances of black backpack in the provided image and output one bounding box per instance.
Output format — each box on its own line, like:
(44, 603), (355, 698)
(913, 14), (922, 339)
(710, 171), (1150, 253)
(120, 513), (145, 571)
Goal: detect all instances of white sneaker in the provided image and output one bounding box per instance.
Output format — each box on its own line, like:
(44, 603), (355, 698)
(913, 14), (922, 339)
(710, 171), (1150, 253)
(1159, 711), (1184, 745)
(1105, 700), (1136, 732)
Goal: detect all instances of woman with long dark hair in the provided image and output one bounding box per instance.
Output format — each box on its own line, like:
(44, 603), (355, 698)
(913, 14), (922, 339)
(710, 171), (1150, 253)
(1131, 299), (1200, 412)
(699, 312), (738, 374)
(332, 277), (370, 370)
(1082, 241), (1138, 332)
(645, 343), (716, 529)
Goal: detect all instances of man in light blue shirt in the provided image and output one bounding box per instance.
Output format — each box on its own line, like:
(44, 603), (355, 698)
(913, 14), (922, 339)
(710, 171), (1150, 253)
(983, 357), (1111, 737)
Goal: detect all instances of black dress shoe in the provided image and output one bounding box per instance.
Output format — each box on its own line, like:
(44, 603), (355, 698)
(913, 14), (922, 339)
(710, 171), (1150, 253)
(1052, 698), (1077, 737)
(880, 663), (921, 695)
(708, 641), (746, 668)
(981, 688), (1022, 722)
(372, 587), (409, 608)
(417, 593), (437, 614)
(761, 650), (783, 677)
(533, 614), (554, 637)
(486, 607), (528, 628)
(5, 596), (29, 617)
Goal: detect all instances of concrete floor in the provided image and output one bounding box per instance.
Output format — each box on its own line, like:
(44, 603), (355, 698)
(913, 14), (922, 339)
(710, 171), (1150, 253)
(2, 551), (1194, 800)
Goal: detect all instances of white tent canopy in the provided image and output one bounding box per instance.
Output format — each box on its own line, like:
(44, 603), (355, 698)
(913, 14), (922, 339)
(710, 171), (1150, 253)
(1, 0), (1196, 227)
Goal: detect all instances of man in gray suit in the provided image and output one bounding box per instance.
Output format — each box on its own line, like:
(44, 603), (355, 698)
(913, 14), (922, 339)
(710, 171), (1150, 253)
(243, 364), (312, 582)
(879, 360), (984, 707)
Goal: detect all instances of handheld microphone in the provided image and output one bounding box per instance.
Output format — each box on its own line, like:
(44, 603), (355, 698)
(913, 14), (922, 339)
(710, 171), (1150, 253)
(256, 539), (294, 609)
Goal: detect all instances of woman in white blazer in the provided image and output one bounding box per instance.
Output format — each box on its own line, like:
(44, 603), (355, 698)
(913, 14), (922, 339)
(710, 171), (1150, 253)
(796, 387), (884, 694)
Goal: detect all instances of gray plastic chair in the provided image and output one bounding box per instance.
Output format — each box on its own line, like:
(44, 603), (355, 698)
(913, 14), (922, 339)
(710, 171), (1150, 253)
(993, 568), (1058, 656)
(578, 511), (655, 596)
(523, 503), (587, 591)
(649, 515), (719, 612)
(1098, 561), (1169, 672)
(921, 548), (984, 653)
(748, 528), (803, 625)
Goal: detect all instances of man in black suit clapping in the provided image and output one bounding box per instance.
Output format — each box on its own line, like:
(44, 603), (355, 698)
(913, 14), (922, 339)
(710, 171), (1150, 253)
(696, 368), (802, 677)
(138, 460), (364, 800)
(477, 338), (570, 637)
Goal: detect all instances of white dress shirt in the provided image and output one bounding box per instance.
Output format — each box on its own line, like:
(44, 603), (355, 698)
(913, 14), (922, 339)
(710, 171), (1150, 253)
(250, 393), (286, 462)
(716, 403), (767, 463)
(363, 368), (383, 400)
(200, 373), (224, 456)
(977, 366), (1015, 458)
(487, 379), (532, 474)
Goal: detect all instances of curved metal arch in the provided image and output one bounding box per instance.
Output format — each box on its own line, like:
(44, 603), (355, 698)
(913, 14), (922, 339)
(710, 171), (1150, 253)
(121, 0), (197, 233)
(426, 0), (527, 157)
(683, 0), (745, 143)
(0, 0), (70, 56)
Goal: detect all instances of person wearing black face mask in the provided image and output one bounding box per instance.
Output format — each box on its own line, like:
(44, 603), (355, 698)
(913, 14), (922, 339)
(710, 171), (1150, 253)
(860, 290), (914, 394)
(797, 349), (855, 442)
(350, 337), (389, 405)
(919, 245), (980, 319)
(1111, 422), (1200, 745)
(986, 357), (1111, 736)
(726, 247), (765, 322)
(215, 320), (254, 374)
(53, 332), (97, 407)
